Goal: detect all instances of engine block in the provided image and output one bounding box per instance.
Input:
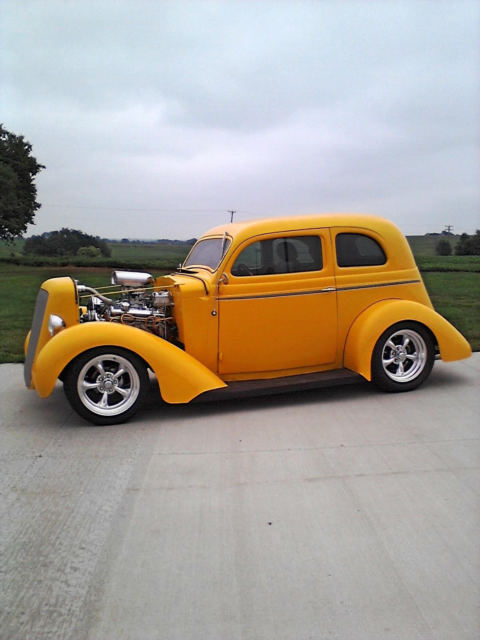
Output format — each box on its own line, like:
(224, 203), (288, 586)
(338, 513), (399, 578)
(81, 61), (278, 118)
(78, 274), (176, 341)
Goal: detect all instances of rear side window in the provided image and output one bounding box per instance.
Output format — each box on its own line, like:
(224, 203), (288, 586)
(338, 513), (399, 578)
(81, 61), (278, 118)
(336, 233), (386, 267)
(231, 235), (323, 276)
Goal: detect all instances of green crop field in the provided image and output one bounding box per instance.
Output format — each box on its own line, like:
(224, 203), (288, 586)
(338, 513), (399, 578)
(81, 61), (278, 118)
(1, 234), (470, 267)
(0, 239), (192, 270)
(109, 241), (191, 267)
(0, 237), (25, 258)
(414, 255), (480, 272)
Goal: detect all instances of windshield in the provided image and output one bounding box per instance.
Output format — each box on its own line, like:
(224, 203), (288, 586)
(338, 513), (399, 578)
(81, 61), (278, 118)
(183, 237), (231, 270)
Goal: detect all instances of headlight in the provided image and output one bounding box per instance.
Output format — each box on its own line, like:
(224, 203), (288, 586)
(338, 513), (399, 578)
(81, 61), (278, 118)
(48, 314), (65, 336)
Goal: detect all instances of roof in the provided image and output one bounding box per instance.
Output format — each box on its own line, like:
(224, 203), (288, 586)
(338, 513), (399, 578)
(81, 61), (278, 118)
(201, 214), (415, 271)
(203, 213), (403, 243)
(184, 213), (416, 277)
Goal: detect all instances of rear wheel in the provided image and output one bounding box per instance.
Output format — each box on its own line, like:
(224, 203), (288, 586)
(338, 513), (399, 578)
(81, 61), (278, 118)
(64, 347), (149, 425)
(371, 322), (435, 392)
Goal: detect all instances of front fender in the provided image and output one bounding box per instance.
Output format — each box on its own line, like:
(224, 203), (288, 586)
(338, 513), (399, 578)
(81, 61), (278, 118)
(344, 299), (472, 381)
(32, 323), (226, 403)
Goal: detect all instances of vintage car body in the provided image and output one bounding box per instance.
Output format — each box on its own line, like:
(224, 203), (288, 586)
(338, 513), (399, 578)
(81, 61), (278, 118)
(24, 214), (471, 424)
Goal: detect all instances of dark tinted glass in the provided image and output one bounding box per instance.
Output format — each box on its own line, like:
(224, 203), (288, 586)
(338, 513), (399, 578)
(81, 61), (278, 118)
(336, 233), (386, 267)
(232, 235), (323, 276)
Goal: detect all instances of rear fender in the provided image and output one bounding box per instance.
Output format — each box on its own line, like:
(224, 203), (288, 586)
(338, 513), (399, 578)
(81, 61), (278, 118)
(344, 299), (471, 381)
(32, 323), (226, 403)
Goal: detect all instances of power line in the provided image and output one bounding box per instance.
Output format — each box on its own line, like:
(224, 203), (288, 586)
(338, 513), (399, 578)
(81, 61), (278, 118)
(43, 203), (230, 213)
(42, 203), (267, 217)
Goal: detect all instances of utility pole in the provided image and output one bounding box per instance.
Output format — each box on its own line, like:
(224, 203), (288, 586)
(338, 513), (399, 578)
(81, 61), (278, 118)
(228, 210), (236, 223)
(444, 225), (454, 234)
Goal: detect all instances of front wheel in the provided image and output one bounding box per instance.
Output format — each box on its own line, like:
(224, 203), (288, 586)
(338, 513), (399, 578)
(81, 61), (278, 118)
(64, 348), (149, 425)
(371, 322), (435, 392)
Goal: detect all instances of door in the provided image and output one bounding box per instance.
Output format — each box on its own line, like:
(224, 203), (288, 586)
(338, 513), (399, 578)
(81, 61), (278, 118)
(218, 230), (337, 375)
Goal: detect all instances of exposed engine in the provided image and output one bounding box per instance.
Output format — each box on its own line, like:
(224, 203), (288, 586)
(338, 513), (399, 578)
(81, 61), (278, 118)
(78, 271), (176, 341)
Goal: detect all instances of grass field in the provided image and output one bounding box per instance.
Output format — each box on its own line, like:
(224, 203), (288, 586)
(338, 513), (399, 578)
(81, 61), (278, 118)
(413, 255), (479, 272)
(1, 259), (478, 363)
(422, 271), (480, 350)
(0, 266), (113, 363)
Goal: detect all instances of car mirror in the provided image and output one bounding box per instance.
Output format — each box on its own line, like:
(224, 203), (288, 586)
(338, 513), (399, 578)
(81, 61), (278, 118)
(218, 272), (229, 286)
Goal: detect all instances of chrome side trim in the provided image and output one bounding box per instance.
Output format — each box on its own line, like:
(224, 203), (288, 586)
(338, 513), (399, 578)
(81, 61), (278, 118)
(24, 288), (49, 387)
(219, 279), (421, 302)
(219, 288), (334, 302)
(336, 279), (421, 292)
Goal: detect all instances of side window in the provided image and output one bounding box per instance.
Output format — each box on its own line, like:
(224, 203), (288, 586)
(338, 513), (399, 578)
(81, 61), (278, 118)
(231, 235), (323, 277)
(336, 233), (386, 267)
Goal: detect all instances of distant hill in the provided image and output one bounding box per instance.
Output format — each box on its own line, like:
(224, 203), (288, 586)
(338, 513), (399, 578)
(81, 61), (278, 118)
(108, 238), (196, 246)
(0, 233), (467, 263)
(406, 234), (459, 257)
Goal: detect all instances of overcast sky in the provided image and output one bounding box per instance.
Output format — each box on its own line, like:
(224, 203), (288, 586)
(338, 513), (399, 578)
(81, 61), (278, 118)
(2, 0), (479, 239)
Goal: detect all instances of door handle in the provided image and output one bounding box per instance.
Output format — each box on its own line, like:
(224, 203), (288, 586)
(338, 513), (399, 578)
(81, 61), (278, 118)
(321, 286), (336, 292)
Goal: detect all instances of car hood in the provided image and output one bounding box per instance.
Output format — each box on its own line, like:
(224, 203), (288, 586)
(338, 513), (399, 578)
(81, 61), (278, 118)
(155, 271), (213, 295)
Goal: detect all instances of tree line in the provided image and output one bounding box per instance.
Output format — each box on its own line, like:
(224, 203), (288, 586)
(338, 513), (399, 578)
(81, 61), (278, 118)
(436, 232), (480, 256)
(23, 228), (111, 258)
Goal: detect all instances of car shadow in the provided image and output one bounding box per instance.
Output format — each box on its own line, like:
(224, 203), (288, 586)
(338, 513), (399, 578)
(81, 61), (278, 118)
(139, 362), (472, 423)
(39, 361), (472, 429)
(141, 377), (365, 422)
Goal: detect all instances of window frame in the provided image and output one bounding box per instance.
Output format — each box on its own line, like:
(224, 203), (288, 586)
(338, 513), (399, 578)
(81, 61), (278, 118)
(228, 232), (325, 279)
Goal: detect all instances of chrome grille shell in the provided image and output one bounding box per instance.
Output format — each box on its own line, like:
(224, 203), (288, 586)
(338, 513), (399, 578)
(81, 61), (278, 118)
(24, 289), (49, 387)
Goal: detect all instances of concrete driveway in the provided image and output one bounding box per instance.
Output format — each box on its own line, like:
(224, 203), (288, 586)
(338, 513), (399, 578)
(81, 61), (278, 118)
(1, 356), (479, 640)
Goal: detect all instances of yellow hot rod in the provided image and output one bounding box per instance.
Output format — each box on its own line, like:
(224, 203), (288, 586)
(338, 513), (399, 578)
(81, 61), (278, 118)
(24, 215), (471, 424)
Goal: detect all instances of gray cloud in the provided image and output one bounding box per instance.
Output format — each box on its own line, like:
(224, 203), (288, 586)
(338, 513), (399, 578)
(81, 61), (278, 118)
(1, 0), (479, 239)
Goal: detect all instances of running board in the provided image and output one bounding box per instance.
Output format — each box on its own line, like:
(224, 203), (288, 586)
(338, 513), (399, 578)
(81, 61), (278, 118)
(194, 369), (365, 403)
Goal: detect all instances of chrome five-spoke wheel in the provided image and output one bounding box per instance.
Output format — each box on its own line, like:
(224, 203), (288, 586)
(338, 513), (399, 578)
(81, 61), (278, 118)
(381, 329), (427, 383)
(77, 353), (141, 417)
(372, 322), (435, 392)
(64, 348), (149, 425)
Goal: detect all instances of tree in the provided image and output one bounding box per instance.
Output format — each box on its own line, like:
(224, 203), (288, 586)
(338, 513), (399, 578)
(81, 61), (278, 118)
(455, 233), (470, 255)
(472, 230), (480, 255)
(24, 228), (111, 257)
(435, 238), (452, 256)
(455, 231), (480, 256)
(77, 245), (102, 258)
(0, 124), (45, 242)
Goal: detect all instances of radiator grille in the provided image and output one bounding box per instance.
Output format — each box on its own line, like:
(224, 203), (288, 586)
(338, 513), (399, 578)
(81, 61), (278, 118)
(24, 288), (49, 387)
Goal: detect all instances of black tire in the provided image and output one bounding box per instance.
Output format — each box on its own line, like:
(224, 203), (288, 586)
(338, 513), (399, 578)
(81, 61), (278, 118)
(64, 347), (149, 425)
(371, 322), (435, 392)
